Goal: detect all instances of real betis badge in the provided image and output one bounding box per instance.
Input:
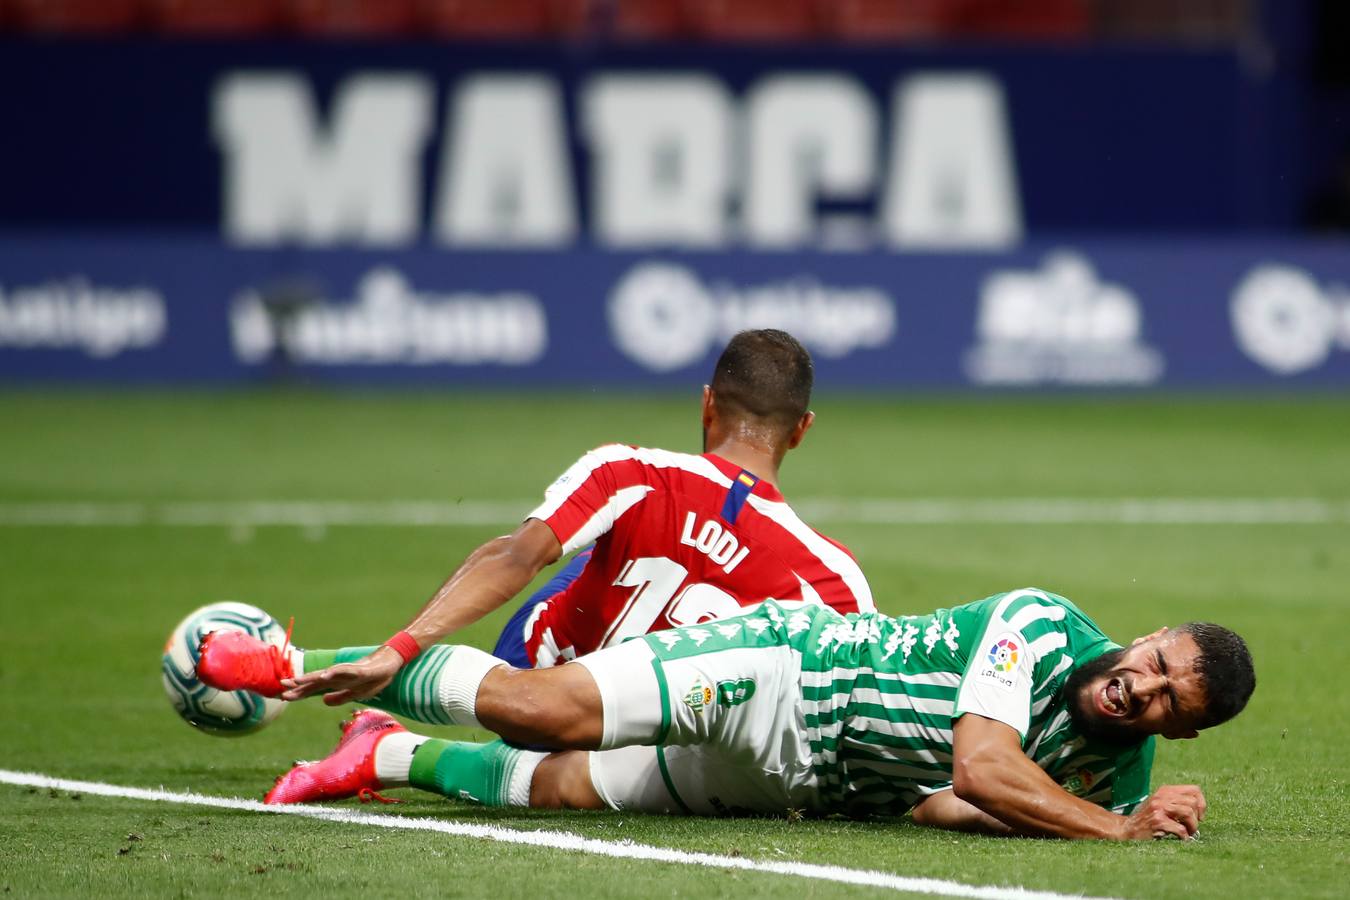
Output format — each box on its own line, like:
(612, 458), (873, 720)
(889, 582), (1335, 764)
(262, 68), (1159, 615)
(716, 678), (756, 707)
(683, 681), (714, 713)
(1062, 768), (1095, 797)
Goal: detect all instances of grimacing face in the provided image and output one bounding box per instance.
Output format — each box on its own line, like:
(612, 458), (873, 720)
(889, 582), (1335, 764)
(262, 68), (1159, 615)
(1067, 629), (1209, 743)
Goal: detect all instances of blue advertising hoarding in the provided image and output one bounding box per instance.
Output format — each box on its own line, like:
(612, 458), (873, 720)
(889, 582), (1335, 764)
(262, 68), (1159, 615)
(2, 38), (1344, 388)
(2, 238), (1348, 387)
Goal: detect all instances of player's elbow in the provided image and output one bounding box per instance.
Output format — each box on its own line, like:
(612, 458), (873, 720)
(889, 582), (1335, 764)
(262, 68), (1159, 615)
(951, 754), (999, 807)
(501, 519), (563, 572)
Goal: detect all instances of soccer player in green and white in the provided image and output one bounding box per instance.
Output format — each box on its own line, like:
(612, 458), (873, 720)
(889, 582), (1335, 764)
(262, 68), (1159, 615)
(261, 587), (1254, 840)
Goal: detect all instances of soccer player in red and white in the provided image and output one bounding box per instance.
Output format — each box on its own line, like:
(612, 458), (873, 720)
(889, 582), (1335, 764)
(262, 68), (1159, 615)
(508, 437), (873, 669)
(198, 330), (872, 741)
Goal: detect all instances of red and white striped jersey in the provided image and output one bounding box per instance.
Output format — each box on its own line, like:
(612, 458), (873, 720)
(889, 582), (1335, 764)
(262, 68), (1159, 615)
(522, 444), (874, 666)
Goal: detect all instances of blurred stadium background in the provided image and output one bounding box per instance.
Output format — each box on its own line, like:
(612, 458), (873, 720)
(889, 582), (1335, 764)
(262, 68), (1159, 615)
(2, 0), (1350, 387)
(1, 2), (1348, 898)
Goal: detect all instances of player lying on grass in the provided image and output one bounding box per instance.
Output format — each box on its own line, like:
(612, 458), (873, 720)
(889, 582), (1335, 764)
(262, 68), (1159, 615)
(199, 329), (872, 716)
(216, 588), (1255, 840)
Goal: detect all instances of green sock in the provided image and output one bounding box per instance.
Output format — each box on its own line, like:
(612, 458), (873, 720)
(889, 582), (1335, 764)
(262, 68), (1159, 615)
(298, 647), (373, 674)
(408, 739), (543, 807)
(298, 644), (496, 726)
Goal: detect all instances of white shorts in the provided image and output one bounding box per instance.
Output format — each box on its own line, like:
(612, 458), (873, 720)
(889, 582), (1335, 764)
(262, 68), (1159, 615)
(575, 636), (819, 815)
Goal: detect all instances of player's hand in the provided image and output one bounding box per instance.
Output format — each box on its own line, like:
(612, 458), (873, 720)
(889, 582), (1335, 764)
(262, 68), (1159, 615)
(1120, 784), (1207, 841)
(279, 646), (404, 705)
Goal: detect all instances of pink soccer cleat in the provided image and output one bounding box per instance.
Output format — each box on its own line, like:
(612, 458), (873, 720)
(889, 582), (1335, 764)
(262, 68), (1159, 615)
(264, 709), (406, 805)
(197, 626), (294, 698)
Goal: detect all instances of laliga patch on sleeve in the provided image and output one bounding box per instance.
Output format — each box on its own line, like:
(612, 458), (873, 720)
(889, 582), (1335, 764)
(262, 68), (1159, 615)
(976, 631), (1025, 693)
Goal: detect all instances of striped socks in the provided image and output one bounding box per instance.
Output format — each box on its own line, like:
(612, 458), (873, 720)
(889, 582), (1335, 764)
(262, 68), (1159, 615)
(300, 644), (504, 727)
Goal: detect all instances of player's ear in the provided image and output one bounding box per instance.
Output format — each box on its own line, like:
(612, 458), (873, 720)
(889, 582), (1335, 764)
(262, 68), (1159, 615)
(1131, 627), (1168, 646)
(786, 410), (815, 449)
(702, 386), (716, 428)
(1164, 727), (1200, 741)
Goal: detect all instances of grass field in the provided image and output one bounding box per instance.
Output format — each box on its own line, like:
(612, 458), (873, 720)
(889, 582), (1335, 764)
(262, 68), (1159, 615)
(1, 390), (1347, 898)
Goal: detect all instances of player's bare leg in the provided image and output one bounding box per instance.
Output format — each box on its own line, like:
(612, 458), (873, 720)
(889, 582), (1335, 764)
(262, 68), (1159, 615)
(474, 664), (604, 748)
(528, 751), (606, 810)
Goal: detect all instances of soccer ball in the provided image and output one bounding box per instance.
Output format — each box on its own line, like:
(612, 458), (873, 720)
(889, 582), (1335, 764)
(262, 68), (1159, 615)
(161, 601), (288, 736)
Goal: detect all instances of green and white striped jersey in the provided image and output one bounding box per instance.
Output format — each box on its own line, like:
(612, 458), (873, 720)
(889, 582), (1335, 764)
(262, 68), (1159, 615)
(645, 589), (1154, 818)
(789, 588), (1154, 817)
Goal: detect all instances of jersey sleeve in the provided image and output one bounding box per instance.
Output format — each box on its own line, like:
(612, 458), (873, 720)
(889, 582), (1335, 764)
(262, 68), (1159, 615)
(953, 591), (1072, 740)
(526, 446), (654, 555)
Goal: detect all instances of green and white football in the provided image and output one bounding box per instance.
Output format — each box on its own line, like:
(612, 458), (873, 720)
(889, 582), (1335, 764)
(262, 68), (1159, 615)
(161, 601), (287, 736)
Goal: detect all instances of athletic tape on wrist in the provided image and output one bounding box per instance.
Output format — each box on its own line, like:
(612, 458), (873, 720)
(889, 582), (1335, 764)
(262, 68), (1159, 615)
(384, 630), (421, 665)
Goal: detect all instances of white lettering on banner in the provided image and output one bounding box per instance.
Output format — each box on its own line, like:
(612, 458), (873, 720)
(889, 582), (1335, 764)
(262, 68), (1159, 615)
(0, 279), (166, 358)
(743, 76), (877, 246)
(1230, 264), (1350, 375)
(229, 267), (546, 366)
(214, 71), (1022, 249)
(584, 75), (732, 246)
(884, 74), (1022, 248)
(963, 251), (1164, 386)
(608, 262), (896, 372)
(433, 76), (576, 245)
(215, 73), (433, 245)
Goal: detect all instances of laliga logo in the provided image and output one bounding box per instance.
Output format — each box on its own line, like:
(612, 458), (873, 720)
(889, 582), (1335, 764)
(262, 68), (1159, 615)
(607, 261), (896, 372)
(1231, 264), (1350, 375)
(0, 277), (166, 359)
(987, 637), (1019, 673)
(979, 632), (1021, 692)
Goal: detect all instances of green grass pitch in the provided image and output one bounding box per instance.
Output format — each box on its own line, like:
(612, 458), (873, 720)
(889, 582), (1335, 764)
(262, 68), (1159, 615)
(1, 390), (1347, 898)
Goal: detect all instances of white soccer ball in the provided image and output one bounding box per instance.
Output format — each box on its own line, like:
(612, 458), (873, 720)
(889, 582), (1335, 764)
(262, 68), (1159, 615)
(161, 601), (288, 736)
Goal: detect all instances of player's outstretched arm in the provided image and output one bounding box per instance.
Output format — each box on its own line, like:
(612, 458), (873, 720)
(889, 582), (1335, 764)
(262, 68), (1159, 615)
(950, 714), (1206, 840)
(910, 790), (1013, 835)
(281, 519), (561, 704)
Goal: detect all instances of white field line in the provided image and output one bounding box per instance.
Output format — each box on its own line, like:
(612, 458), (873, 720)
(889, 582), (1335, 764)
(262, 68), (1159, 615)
(0, 498), (1347, 527)
(0, 769), (1121, 900)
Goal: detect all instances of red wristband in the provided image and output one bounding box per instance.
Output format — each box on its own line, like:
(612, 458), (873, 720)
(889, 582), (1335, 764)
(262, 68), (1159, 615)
(383, 630), (421, 665)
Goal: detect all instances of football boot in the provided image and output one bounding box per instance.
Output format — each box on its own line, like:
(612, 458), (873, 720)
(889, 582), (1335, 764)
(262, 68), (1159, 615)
(264, 709), (406, 805)
(197, 623), (294, 698)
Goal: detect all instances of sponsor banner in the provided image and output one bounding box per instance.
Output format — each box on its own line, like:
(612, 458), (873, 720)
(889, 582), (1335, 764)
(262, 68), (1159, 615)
(0, 40), (1298, 244)
(1, 238), (1349, 387)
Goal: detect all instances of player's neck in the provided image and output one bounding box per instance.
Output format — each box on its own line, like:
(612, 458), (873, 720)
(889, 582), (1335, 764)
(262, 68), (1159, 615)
(704, 438), (784, 488)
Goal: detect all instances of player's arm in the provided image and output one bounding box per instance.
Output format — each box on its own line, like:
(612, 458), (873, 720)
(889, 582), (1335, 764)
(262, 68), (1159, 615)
(950, 713), (1205, 840)
(281, 519), (560, 704)
(909, 789), (1012, 835)
(385, 518), (562, 650)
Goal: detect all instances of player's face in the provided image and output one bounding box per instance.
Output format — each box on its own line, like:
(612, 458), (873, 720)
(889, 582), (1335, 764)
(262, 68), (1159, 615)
(1068, 630), (1208, 742)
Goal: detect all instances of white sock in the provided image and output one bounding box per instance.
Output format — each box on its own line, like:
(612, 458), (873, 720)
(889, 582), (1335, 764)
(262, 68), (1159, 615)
(507, 750), (548, 806)
(373, 731), (424, 787)
(433, 645), (505, 728)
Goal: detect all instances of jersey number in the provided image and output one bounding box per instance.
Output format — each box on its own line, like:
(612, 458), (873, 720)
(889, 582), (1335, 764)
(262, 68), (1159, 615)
(602, 556), (741, 647)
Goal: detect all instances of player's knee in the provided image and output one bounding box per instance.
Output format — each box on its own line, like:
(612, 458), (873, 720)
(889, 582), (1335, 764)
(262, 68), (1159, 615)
(478, 666), (603, 748)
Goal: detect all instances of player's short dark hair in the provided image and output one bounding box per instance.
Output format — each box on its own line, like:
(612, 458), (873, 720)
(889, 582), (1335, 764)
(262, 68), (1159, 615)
(709, 330), (813, 434)
(1176, 622), (1255, 729)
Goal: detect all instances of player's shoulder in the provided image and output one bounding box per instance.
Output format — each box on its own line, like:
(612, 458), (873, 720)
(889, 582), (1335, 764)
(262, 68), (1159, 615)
(812, 529), (860, 562)
(577, 443), (709, 470)
(953, 587), (1100, 633)
(981, 588), (1121, 663)
(559, 444), (736, 494)
(987, 586), (1089, 619)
